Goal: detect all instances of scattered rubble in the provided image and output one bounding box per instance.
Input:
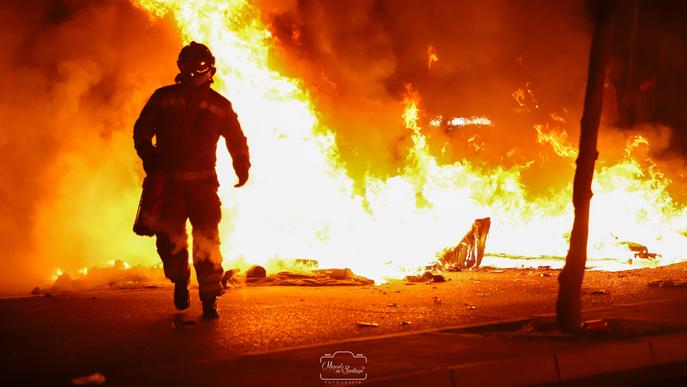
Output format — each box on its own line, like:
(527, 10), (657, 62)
(405, 272), (446, 283)
(274, 259), (319, 271)
(41, 260), (377, 294)
(256, 268), (373, 286)
(356, 322), (379, 328)
(172, 314), (197, 329)
(648, 279), (687, 288)
(221, 269), (241, 289)
(621, 242), (659, 259)
(245, 265), (267, 280)
(405, 272), (433, 282)
(431, 274), (446, 283)
(580, 319), (609, 332)
(222, 267), (374, 287)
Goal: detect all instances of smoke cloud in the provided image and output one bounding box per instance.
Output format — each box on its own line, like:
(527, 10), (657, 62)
(259, 0), (598, 202)
(268, 0), (687, 191)
(0, 0), (179, 295)
(264, 0), (687, 196)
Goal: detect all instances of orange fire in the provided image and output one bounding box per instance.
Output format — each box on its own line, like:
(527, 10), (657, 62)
(512, 82), (540, 111)
(534, 124), (576, 159)
(83, 0), (687, 285)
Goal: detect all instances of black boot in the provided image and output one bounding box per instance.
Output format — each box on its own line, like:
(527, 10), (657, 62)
(201, 297), (219, 319)
(174, 282), (190, 310)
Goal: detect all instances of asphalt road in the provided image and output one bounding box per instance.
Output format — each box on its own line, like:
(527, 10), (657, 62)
(1, 263), (686, 384)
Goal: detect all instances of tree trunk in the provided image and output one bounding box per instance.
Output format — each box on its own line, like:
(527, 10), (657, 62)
(556, 2), (614, 333)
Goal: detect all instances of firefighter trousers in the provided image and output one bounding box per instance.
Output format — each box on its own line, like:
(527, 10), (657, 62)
(155, 179), (224, 300)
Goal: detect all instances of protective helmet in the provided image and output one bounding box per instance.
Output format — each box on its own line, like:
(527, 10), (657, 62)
(176, 41), (216, 87)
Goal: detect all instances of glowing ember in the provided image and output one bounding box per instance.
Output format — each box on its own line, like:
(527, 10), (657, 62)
(427, 44), (439, 70)
(625, 135), (649, 157)
(534, 124), (577, 159)
(512, 82), (540, 110)
(51, 269), (64, 282)
(429, 116), (443, 127)
(550, 113), (567, 124)
(429, 115), (494, 128)
(448, 117), (491, 127)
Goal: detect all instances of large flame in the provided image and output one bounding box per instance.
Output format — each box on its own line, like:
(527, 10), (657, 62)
(126, 0), (687, 283)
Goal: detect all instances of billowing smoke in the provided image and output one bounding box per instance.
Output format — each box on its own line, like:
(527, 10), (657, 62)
(264, 0), (592, 191)
(263, 0), (687, 197)
(0, 0), (179, 295)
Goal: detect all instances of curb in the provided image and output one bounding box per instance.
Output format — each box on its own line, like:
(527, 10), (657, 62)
(556, 340), (653, 380)
(650, 333), (687, 365)
(364, 333), (687, 386)
(451, 355), (559, 387)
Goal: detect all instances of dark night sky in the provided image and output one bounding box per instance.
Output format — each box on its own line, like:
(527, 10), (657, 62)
(607, 0), (687, 153)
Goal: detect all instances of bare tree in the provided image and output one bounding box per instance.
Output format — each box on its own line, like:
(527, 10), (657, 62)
(556, 1), (614, 332)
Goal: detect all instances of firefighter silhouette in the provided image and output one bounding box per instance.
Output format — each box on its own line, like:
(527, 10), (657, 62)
(134, 41), (250, 318)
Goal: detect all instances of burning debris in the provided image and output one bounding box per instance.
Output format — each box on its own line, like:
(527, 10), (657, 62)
(41, 260), (166, 294)
(258, 268), (374, 286)
(439, 218), (491, 270)
(44, 258), (374, 295)
(405, 218), (490, 283)
(222, 265), (374, 288)
(622, 242), (659, 259)
(402, 217), (491, 283)
(172, 313), (197, 329)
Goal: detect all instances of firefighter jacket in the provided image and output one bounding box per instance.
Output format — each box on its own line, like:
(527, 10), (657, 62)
(133, 83), (250, 178)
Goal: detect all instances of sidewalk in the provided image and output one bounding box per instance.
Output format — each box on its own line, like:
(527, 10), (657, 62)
(111, 297), (687, 386)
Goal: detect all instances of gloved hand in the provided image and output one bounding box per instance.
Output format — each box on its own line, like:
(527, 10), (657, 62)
(233, 155), (250, 188)
(142, 153), (161, 175)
